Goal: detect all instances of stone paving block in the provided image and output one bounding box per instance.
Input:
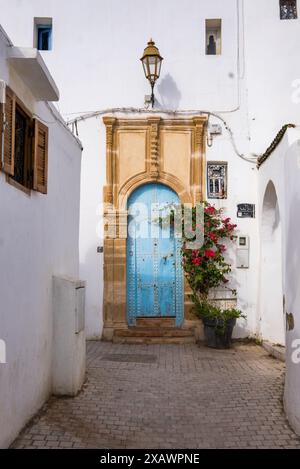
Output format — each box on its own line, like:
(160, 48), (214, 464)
(10, 342), (300, 449)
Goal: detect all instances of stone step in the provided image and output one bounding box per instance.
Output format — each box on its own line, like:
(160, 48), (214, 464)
(136, 317), (176, 328)
(113, 336), (196, 345)
(115, 328), (194, 338)
(113, 326), (196, 344)
(262, 341), (286, 362)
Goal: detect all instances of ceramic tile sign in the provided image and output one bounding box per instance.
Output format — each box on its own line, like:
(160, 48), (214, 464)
(237, 203), (255, 218)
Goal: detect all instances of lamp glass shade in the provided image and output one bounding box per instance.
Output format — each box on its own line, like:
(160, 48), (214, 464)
(141, 39), (163, 85)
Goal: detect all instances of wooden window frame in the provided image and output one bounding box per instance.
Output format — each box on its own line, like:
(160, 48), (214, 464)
(1, 86), (49, 196)
(32, 119), (49, 194)
(2, 86), (15, 175)
(0, 102), (3, 171)
(6, 96), (33, 195)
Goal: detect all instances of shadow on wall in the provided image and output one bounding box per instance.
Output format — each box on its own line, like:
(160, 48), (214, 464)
(157, 74), (182, 111)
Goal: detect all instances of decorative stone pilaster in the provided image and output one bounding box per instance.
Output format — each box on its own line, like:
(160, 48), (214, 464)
(193, 117), (206, 203)
(103, 117), (116, 205)
(148, 117), (161, 179)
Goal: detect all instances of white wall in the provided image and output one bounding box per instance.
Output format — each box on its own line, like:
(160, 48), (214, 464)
(3, 0), (299, 340)
(1, 0), (300, 437)
(283, 132), (300, 435)
(244, 0), (300, 151)
(78, 119), (105, 338)
(257, 137), (287, 346)
(0, 0), (260, 339)
(0, 32), (82, 447)
(0, 0), (241, 112)
(258, 128), (300, 434)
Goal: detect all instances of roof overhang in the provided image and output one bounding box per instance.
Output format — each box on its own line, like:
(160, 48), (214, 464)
(7, 47), (59, 101)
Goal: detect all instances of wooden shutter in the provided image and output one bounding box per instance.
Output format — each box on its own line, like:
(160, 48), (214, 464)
(0, 103), (2, 170)
(33, 119), (48, 194)
(3, 87), (16, 175)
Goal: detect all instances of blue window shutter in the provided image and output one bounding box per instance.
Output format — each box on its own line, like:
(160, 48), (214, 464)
(37, 26), (52, 51)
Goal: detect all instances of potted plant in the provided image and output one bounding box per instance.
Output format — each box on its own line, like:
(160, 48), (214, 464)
(181, 203), (246, 349)
(191, 296), (245, 349)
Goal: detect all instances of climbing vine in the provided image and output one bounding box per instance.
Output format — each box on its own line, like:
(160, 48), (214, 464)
(257, 123), (296, 168)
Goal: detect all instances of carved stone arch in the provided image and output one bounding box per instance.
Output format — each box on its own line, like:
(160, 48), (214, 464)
(118, 173), (192, 211)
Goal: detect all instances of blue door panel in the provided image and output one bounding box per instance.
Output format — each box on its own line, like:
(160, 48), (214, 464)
(139, 285), (155, 316)
(158, 285), (175, 317)
(127, 183), (184, 327)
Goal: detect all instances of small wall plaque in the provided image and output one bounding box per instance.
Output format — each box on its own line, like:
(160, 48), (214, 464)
(237, 204), (255, 218)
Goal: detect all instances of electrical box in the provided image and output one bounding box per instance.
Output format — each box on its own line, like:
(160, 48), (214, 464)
(236, 235), (250, 269)
(53, 276), (86, 396)
(208, 123), (222, 135)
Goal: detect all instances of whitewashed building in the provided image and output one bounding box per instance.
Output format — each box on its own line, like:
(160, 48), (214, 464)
(1, 0), (300, 436)
(0, 25), (83, 447)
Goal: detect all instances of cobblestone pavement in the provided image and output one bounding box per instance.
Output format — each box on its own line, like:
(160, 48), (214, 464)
(12, 341), (300, 449)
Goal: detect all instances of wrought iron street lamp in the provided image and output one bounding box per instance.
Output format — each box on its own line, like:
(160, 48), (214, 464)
(140, 39), (163, 108)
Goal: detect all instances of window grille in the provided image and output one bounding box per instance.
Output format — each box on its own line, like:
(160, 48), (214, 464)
(280, 0), (297, 19)
(207, 163), (227, 199)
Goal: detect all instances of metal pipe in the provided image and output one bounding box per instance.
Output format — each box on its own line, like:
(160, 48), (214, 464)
(151, 83), (155, 108)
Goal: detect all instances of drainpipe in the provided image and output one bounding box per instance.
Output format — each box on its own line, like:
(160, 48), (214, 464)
(0, 80), (6, 170)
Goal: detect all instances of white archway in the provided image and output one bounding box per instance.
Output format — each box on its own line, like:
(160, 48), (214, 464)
(259, 181), (285, 345)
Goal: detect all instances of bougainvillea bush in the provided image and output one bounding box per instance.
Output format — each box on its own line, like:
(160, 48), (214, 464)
(178, 202), (245, 343)
(182, 203), (237, 299)
(160, 202), (245, 334)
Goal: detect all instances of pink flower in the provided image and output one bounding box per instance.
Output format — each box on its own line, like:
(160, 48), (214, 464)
(192, 257), (203, 266)
(208, 232), (218, 242)
(205, 206), (216, 216)
(204, 249), (216, 258)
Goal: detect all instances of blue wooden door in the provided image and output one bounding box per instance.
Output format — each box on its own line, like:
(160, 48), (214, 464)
(127, 183), (183, 327)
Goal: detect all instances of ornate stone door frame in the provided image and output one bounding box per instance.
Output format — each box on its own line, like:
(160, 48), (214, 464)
(102, 115), (207, 340)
